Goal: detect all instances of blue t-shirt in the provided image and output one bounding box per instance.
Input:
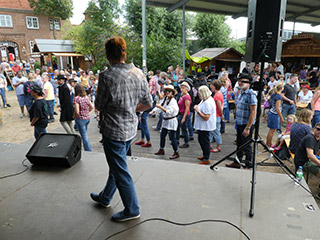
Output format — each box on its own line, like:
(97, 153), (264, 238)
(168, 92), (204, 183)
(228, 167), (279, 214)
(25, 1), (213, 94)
(270, 93), (282, 114)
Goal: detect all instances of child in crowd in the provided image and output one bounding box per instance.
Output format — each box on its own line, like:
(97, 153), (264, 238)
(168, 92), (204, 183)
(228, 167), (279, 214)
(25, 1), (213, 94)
(271, 114), (296, 150)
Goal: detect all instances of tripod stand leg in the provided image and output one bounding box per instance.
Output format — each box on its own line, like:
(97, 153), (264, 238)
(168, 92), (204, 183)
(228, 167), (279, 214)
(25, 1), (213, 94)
(259, 140), (295, 176)
(249, 140), (258, 217)
(210, 140), (254, 170)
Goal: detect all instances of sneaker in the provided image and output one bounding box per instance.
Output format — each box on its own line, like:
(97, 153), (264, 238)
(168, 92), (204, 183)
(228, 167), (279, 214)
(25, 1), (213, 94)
(135, 140), (145, 145)
(274, 146), (282, 151)
(111, 210), (140, 222)
(20, 113), (25, 118)
(180, 143), (189, 148)
(189, 137), (194, 141)
(90, 192), (110, 208)
(54, 112), (58, 115)
(6, 104), (11, 107)
(226, 161), (241, 169)
(3, 105), (7, 108)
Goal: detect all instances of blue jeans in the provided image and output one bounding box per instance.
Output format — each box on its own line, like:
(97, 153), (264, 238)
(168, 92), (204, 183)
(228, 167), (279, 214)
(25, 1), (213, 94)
(176, 114), (190, 144)
(220, 107), (228, 132)
(99, 136), (139, 216)
(187, 112), (194, 138)
(75, 118), (92, 151)
(46, 100), (54, 120)
(160, 128), (178, 152)
(34, 125), (46, 139)
(156, 112), (163, 130)
(140, 112), (150, 141)
(0, 88), (6, 107)
(211, 117), (222, 145)
(224, 103), (230, 121)
(281, 103), (296, 120)
(312, 110), (320, 127)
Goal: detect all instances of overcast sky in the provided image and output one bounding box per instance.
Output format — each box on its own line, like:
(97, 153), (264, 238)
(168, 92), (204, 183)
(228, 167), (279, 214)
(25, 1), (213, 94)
(70, 0), (320, 39)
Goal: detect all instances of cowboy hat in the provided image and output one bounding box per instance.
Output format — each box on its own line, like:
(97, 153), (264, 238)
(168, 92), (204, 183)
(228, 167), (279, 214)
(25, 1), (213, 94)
(179, 81), (191, 91)
(163, 84), (178, 95)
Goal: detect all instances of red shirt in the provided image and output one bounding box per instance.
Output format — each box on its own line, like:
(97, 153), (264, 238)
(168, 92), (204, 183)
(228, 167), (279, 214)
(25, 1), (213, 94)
(74, 96), (91, 120)
(213, 91), (223, 117)
(12, 65), (21, 73)
(178, 94), (191, 115)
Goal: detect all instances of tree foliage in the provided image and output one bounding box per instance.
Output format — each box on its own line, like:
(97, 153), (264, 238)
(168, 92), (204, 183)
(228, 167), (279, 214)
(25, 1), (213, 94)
(125, 0), (188, 71)
(193, 13), (231, 49)
(28, 0), (73, 39)
(63, 0), (122, 72)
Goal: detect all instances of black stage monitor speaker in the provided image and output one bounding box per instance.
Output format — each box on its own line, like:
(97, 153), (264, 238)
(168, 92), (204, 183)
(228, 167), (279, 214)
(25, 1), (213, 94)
(245, 0), (287, 62)
(26, 133), (82, 167)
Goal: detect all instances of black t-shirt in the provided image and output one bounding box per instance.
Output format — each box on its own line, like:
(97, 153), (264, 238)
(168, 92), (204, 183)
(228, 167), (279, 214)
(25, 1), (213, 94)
(282, 83), (297, 104)
(309, 71), (317, 84)
(294, 134), (319, 168)
(29, 99), (48, 128)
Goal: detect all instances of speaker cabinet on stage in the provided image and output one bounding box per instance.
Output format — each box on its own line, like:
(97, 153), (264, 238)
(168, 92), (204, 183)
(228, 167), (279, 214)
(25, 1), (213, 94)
(26, 133), (81, 167)
(245, 0), (287, 62)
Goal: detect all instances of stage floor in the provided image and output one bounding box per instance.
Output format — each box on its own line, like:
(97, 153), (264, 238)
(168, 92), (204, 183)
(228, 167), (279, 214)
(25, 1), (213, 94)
(1, 142), (320, 240)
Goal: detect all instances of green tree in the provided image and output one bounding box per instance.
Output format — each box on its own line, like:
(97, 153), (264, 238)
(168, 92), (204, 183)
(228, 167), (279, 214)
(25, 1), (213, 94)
(63, 0), (122, 71)
(193, 13), (231, 49)
(230, 39), (246, 55)
(125, 0), (191, 71)
(28, 0), (73, 39)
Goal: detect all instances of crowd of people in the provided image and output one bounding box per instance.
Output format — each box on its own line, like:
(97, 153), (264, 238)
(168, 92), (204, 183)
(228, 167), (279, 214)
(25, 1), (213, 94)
(1, 37), (320, 219)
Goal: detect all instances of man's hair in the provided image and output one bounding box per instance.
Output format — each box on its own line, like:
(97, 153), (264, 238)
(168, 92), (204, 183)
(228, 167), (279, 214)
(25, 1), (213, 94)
(105, 36), (127, 62)
(313, 122), (320, 129)
(290, 73), (298, 79)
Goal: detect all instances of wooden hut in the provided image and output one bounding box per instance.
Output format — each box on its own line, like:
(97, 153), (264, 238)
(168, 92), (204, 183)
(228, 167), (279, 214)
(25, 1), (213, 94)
(282, 32), (320, 71)
(189, 48), (244, 79)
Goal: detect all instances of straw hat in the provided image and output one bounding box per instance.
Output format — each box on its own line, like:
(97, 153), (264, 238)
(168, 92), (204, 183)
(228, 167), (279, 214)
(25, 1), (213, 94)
(163, 84), (178, 95)
(180, 81), (191, 91)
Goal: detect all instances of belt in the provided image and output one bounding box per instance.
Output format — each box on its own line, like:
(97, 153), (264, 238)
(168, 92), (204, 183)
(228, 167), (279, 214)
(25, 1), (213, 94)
(163, 115), (177, 120)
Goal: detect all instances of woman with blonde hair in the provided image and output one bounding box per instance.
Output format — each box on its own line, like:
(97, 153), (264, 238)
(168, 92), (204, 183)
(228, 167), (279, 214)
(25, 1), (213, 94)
(266, 82), (284, 147)
(289, 108), (313, 154)
(194, 85), (216, 165)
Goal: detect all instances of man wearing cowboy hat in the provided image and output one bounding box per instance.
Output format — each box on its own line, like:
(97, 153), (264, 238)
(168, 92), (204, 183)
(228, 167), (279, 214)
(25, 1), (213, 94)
(57, 75), (75, 134)
(29, 84), (48, 139)
(226, 73), (257, 169)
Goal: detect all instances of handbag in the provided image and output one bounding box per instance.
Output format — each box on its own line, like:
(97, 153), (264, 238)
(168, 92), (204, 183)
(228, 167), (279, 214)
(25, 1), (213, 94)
(264, 99), (271, 109)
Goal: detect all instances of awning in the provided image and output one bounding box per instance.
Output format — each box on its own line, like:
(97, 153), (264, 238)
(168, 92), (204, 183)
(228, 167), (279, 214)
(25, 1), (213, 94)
(33, 39), (75, 53)
(147, 0), (320, 26)
(52, 53), (83, 57)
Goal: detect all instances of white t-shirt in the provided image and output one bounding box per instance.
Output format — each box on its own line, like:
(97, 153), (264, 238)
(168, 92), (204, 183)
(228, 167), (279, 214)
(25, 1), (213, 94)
(298, 90), (313, 102)
(154, 97), (179, 131)
(268, 80), (277, 90)
(194, 96), (216, 131)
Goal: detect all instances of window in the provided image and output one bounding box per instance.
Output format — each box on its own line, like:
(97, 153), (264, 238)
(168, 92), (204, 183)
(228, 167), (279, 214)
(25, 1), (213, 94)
(26, 16), (39, 29)
(29, 41), (34, 53)
(49, 19), (60, 30)
(0, 15), (13, 27)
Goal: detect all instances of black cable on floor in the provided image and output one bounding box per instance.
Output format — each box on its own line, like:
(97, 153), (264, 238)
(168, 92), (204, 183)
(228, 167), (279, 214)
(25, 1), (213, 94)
(105, 218), (251, 240)
(0, 159), (29, 179)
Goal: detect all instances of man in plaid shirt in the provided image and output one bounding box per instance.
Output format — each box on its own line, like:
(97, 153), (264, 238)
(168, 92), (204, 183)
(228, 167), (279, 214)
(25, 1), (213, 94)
(91, 36), (152, 222)
(226, 73), (257, 169)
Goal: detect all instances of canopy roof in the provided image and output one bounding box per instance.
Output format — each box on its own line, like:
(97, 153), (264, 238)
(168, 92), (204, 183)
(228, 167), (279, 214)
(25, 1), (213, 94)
(146, 0), (320, 26)
(187, 47), (243, 63)
(32, 39), (76, 53)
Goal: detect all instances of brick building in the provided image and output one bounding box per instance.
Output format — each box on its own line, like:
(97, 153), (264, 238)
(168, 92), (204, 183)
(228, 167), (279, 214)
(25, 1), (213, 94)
(0, 0), (64, 61)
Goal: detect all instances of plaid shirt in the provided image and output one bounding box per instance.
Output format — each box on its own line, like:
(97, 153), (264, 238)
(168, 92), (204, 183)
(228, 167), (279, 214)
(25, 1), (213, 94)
(74, 96), (91, 120)
(236, 88), (257, 126)
(95, 63), (153, 141)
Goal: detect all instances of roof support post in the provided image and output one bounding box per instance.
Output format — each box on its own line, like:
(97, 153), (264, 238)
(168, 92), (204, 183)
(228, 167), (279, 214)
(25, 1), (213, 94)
(142, 0), (147, 73)
(167, 0), (190, 13)
(182, 4), (186, 72)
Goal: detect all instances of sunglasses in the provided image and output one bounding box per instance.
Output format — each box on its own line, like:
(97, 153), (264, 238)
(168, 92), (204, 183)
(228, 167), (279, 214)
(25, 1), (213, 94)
(164, 90), (173, 93)
(316, 127), (320, 131)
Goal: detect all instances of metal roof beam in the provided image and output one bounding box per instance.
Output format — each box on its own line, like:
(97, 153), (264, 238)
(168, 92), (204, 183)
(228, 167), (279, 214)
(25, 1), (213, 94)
(167, 0), (190, 13)
(286, 6), (320, 21)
